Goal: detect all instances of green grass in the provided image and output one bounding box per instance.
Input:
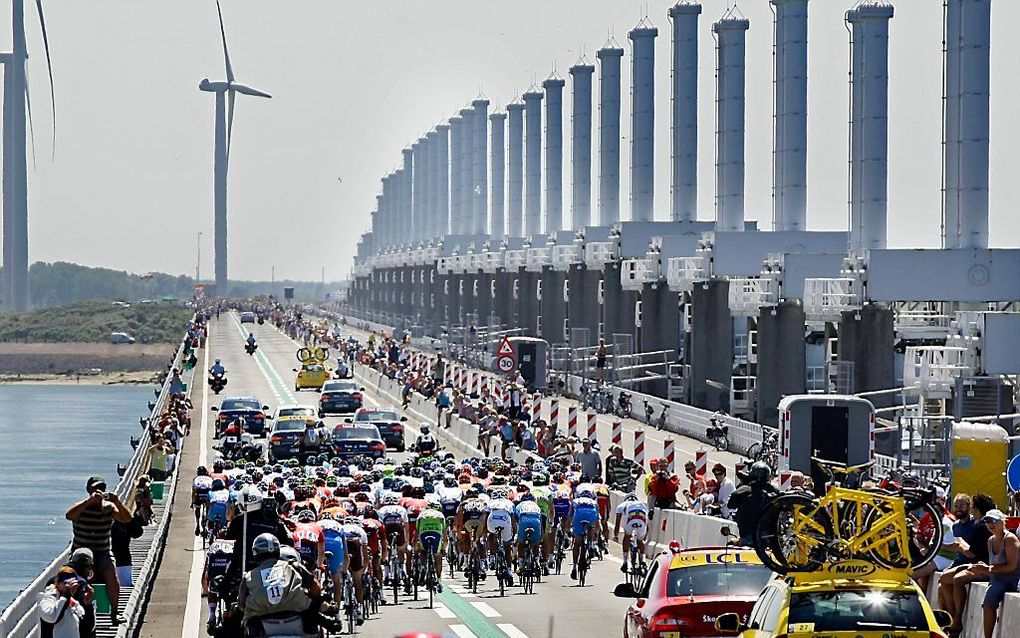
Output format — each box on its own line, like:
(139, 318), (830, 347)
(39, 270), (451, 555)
(0, 300), (193, 343)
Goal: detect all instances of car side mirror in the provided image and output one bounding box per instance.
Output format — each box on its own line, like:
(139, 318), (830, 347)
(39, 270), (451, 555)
(262, 405), (270, 411)
(211, 406), (218, 411)
(344, 418), (352, 424)
(714, 613), (742, 634)
(292, 368), (298, 373)
(613, 582), (637, 598)
(932, 610), (953, 630)
(400, 416), (408, 422)
(360, 387), (366, 392)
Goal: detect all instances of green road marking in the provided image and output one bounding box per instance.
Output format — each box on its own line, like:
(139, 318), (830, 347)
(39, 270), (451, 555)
(437, 588), (510, 638)
(231, 315), (296, 404)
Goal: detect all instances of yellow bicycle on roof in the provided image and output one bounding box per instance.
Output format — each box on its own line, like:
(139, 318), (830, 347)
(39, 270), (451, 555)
(752, 458), (943, 574)
(296, 346), (329, 363)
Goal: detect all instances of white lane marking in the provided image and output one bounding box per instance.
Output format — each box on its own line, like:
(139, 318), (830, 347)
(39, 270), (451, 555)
(432, 603), (457, 619)
(449, 625), (478, 638)
(181, 337), (212, 638)
(497, 624), (532, 638)
(469, 601), (501, 618)
(604, 553), (623, 564)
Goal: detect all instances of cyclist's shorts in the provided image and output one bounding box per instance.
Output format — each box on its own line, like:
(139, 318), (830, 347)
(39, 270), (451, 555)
(324, 536), (345, 574)
(625, 520), (648, 541)
(488, 521), (513, 544)
(463, 519), (484, 537)
(419, 530), (443, 555)
(552, 499), (571, 518)
(486, 509), (513, 533)
(517, 514), (543, 543)
(385, 523), (406, 548)
(207, 503), (228, 527)
(571, 509), (599, 538)
(596, 494), (610, 518)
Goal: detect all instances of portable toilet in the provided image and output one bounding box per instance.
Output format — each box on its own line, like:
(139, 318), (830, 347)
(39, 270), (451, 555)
(952, 421), (1008, 509)
(778, 394), (875, 495)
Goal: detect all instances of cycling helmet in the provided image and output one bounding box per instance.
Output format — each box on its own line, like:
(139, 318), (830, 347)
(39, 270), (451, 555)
(279, 546), (301, 564)
(213, 460), (224, 472)
(211, 478), (226, 491)
(491, 489), (508, 501)
(412, 486), (426, 499)
(251, 533), (281, 561)
(320, 511), (335, 521)
(197, 466), (208, 476)
(420, 424), (431, 434)
(296, 509), (316, 523)
(749, 462), (771, 485)
(519, 492), (536, 503)
(354, 492), (370, 503)
(383, 494), (400, 506)
(623, 492), (639, 502)
(215, 358), (221, 364)
(443, 475), (457, 488)
(306, 455), (319, 467)
(531, 473), (548, 487)
(465, 488), (479, 499)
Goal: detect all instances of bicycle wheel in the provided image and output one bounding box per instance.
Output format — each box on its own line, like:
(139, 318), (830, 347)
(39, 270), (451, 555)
(345, 582), (356, 635)
(753, 492), (832, 574)
(864, 498), (942, 570)
(496, 552), (505, 597)
(745, 442), (762, 462)
(390, 556), (400, 605)
(578, 543), (588, 587)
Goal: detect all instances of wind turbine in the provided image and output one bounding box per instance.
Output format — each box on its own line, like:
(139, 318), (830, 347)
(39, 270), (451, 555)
(199, 0), (270, 294)
(2, 0), (55, 312)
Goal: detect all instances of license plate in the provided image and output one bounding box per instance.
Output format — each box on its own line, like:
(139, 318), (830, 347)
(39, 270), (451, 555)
(289, 447), (300, 453)
(225, 436), (237, 443)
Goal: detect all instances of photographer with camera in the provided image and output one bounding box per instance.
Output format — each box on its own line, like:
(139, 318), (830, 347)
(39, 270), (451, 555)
(38, 567), (89, 638)
(65, 476), (133, 626)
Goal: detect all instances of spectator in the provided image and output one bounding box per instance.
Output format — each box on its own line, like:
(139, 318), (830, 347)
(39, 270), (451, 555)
(978, 509), (1020, 638)
(594, 339), (607, 381)
(605, 445), (642, 492)
(647, 458), (681, 511)
(712, 464), (737, 516)
(939, 492), (997, 634)
(38, 567), (88, 638)
(498, 416), (515, 460)
(147, 436), (170, 482)
(912, 487), (957, 595)
(682, 460), (707, 508)
(520, 422), (538, 452)
(477, 409), (496, 457)
(168, 368), (184, 396)
(577, 439), (602, 480)
(436, 386), (453, 428)
(68, 549), (96, 638)
(111, 512), (145, 587)
(65, 476), (132, 625)
(134, 476), (154, 526)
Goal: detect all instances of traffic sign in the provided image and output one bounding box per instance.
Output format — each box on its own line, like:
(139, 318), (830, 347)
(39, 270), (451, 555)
(497, 355), (516, 373)
(497, 337), (515, 356)
(1007, 454), (1020, 492)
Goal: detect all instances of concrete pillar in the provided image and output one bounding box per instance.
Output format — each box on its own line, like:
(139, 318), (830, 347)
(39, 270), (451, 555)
(435, 124), (450, 237)
(569, 62), (595, 230)
(523, 90), (544, 236)
(542, 78), (566, 233)
(490, 112), (507, 240)
(507, 103), (525, 238)
(459, 108), (476, 235)
(597, 47), (624, 226)
(847, 2), (893, 251)
(449, 116), (464, 233)
(669, 2), (701, 222)
(771, 0), (809, 231)
(424, 131), (437, 240)
(401, 150), (413, 244)
(629, 24), (658, 222)
(472, 99), (489, 237)
(713, 15), (750, 232)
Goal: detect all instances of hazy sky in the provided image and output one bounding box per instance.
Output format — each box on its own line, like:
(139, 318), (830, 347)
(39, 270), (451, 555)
(12, 0), (1020, 281)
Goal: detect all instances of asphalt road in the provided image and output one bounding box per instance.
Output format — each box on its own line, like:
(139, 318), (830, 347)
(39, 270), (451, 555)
(143, 313), (634, 638)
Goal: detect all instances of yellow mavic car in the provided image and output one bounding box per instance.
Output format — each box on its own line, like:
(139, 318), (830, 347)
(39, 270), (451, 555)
(715, 565), (953, 638)
(294, 363), (330, 391)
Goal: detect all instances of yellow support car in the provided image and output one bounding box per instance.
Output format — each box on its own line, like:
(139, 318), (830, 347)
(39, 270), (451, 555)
(715, 562), (954, 638)
(294, 362), (330, 391)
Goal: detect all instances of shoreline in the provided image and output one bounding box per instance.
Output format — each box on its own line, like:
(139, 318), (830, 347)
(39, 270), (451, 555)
(0, 371), (161, 386)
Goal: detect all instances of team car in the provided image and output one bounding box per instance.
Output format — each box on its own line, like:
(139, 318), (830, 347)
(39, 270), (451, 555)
(617, 545), (772, 638)
(294, 363), (330, 391)
(350, 408), (407, 451)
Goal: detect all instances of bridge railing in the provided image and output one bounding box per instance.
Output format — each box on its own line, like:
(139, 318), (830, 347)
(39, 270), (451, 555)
(0, 316), (196, 638)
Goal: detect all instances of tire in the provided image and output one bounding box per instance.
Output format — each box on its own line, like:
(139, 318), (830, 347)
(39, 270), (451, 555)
(753, 492), (831, 574)
(864, 496), (943, 570)
(746, 442), (762, 462)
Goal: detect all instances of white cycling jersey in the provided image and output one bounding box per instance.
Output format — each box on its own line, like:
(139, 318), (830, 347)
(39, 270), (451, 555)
(378, 504), (408, 527)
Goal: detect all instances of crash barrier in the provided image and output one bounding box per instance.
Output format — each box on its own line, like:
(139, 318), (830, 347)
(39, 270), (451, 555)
(0, 317), (198, 638)
(607, 490), (732, 553)
(925, 573), (1020, 638)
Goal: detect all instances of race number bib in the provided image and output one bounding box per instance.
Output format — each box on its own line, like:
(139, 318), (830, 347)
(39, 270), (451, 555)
(260, 564), (289, 605)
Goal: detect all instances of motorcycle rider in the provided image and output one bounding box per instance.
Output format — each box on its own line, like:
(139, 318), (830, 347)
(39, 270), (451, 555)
(238, 533), (318, 637)
(245, 333), (257, 353)
(209, 358), (226, 384)
(300, 419), (324, 457)
(225, 490), (294, 580)
(726, 462), (778, 546)
(412, 424), (438, 456)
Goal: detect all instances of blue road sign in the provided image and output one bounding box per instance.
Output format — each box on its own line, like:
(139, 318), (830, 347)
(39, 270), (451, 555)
(1007, 454), (1020, 493)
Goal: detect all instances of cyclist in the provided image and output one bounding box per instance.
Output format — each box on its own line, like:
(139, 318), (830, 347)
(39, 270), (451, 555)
(202, 535), (234, 634)
(726, 462), (777, 546)
(293, 509), (326, 573)
(378, 494), (409, 585)
(569, 492), (601, 581)
(613, 493), (649, 574)
(415, 504), (447, 593)
(206, 479), (230, 536)
(486, 489), (516, 586)
(455, 488), (490, 579)
(340, 517), (369, 625)
(238, 534), (314, 635)
(360, 508), (387, 605)
(192, 466), (214, 536)
(515, 493), (544, 577)
(246, 333), (256, 347)
(318, 513), (350, 611)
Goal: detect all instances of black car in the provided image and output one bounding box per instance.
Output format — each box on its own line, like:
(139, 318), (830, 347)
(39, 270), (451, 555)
(267, 418), (306, 462)
(318, 380), (364, 416)
(330, 425), (386, 459)
(351, 408), (407, 452)
(213, 396), (270, 437)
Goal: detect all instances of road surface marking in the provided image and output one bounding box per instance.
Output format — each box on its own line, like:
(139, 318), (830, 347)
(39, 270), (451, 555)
(497, 624), (531, 638)
(449, 625), (478, 638)
(181, 336), (212, 638)
(469, 601), (501, 617)
(433, 603), (457, 619)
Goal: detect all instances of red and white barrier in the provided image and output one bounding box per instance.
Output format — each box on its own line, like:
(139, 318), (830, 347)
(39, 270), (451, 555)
(779, 471), (793, 492)
(470, 372), (479, 396)
(587, 411), (598, 441)
(566, 405), (577, 437)
(663, 439), (676, 473)
(633, 430), (646, 468)
(612, 418), (623, 446)
(549, 397), (560, 429)
(695, 449), (708, 476)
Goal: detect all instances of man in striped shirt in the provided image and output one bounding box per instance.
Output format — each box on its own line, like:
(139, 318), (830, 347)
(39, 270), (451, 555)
(65, 476), (133, 626)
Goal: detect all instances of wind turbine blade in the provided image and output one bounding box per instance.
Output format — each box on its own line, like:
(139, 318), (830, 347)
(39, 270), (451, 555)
(215, 0), (234, 83)
(227, 89), (235, 162)
(25, 73), (38, 170)
(230, 83), (271, 98)
(34, 0), (56, 160)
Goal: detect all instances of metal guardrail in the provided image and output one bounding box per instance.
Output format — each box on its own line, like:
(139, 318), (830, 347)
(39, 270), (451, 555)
(0, 316), (196, 638)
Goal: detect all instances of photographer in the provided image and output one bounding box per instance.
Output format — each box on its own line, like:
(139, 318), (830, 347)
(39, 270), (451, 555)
(65, 476), (132, 626)
(646, 458), (681, 513)
(38, 567), (88, 638)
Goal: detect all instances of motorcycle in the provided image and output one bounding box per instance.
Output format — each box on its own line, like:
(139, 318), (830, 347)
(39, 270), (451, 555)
(245, 342), (258, 356)
(209, 373), (227, 394)
(615, 392), (632, 418)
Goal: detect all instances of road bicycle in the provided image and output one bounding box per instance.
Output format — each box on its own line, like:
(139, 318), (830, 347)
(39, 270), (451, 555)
(753, 457), (943, 574)
(385, 532), (404, 605)
(745, 430), (779, 472)
(519, 529), (542, 595)
(488, 527), (513, 597)
(624, 535), (647, 592)
(464, 537), (485, 594)
(553, 525), (569, 575)
(575, 521), (594, 587)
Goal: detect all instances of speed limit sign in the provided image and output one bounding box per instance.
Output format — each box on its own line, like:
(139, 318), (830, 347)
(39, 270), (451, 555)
(497, 355), (515, 372)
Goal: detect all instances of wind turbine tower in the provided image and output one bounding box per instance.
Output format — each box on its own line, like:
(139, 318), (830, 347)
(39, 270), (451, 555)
(199, 0), (270, 294)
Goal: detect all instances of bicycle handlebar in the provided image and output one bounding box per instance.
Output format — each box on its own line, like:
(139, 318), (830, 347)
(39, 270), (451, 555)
(811, 456), (875, 479)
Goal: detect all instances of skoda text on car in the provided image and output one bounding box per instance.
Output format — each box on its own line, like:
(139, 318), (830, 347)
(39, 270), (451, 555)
(212, 396), (270, 437)
(267, 417), (307, 462)
(294, 363), (330, 391)
(351, 408), (407, 451)
(331, 424), (386, 460)
(713, 566), (954, 638)
(620, 546), (772, 638)
(318, 380), (364, 416)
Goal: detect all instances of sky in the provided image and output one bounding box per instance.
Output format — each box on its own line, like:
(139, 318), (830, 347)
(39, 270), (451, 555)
(10, 0), (1020, 281)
